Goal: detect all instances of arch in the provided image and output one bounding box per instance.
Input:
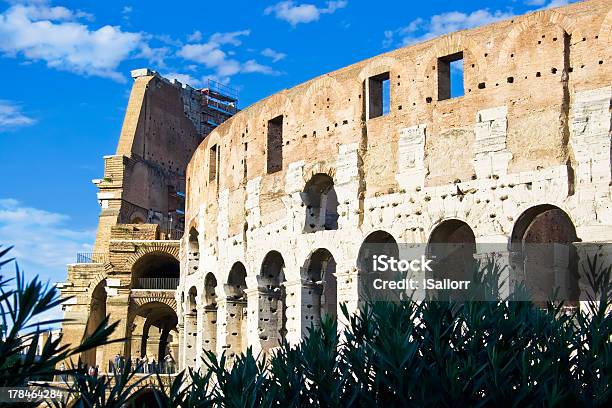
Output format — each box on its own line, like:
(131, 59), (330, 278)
(127, 301), (178, 373)
(130, 214), (145, 224)
(82, 279), (107, 368)
(125, 244), (180, 270)
(356, 231), (399, 300)
(598, 7), (612, 44)
(258, 251), (287, 352)
(416, 33), (486, 84)
(302, 248), (338, 327)
(510, 204), (579, 303)
(497, 9), (583, 66)
(224, 262), (248, 357)
(131, 251), (180, 289)
(202, 273), (218, 354)
(302, 173), (339, 232)
(131, 388), (163, 407)
(187, 227), (200, 276)
(427, 219), (476, 286)
(357, 56), (399, 82)
(357, 230), (399, 274)
(299, 75), (349, 117)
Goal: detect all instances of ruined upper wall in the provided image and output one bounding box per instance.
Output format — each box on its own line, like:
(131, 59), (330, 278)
(92, 71), (209, 250)
(185, 0), (611, 242)
(116, 69), (204, 173)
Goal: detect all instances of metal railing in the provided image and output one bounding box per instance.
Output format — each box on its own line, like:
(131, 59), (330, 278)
(132, 277), (180, 290)
(162, 228), (184, 240)
(76, 253), (108, 264)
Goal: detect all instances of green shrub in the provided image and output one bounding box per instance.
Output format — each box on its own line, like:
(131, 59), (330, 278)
(1, 245), (610, 407)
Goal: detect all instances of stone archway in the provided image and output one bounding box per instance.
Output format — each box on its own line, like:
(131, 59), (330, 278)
(357, 231), (399, 300)
(302, 248), (337, 330)
(427, 219), (477, 284)
(510, 205), (579, 303)
(187, 228), (199, 276)
(202, 273), (218, 355)
(131, 251), (180, 290)
(82, 279), (106, 369)
(301, 173), (339, 232)
(223, 262), (248, 358)
(258, 251), (286, 352)
(129, 301), (178, 373)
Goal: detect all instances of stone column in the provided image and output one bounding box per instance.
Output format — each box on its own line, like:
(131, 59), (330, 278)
(195, 300), (205, 370)
(183, 310), (197, 369)
(244, 286), (261, 355)
(225, 297), (248, 359)
(146, 326), (162, 360)
(176, 323), (185, 370)
(203, 305), (217, 354)
(475, 237), (512, 300)
(552, 243), (571, 301)
(285, 278), (323, 345)
(100, 284), (130, 373)
(335, 264), (360, 333)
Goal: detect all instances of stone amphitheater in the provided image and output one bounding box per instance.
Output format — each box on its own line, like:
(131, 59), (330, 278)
(60, 0), (612, 373)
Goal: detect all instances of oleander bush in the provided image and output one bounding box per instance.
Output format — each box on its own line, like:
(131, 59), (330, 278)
(1, 245), (611, 407)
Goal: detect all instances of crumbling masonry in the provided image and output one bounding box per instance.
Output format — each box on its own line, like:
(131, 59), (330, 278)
(60, 0), (612, 373)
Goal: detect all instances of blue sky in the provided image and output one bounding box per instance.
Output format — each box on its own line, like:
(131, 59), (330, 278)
(0, 0), (572, 289)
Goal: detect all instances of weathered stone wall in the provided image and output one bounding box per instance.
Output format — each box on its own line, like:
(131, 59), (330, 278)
(180, 0), (612, 362)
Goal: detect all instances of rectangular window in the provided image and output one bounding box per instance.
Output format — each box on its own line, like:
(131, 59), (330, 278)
(209, 144), (218, 182)
(267, 115), (283, 173)
(438, 52), (464, 100)
(368, 72), (390, 119)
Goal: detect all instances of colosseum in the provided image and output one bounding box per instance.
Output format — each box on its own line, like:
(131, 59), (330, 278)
(60, 0), (611, 373)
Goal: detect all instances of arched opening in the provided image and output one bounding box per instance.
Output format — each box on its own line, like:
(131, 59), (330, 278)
(225, 262), (247, 357)
(132, 387), (163, 407)
(129, 302), (178, 374)
(131, 216), (145, 224)
(357, 231), (400, 300)
(510, 205), (579, 303)
(302, 249), (337, 329)
(302, 173), (339, 232)
(203, 273), (217, 354)
(187, 227), (199, 275)
(183, 287), (198, 367)
(131, 252), (180, 290)
(427, 219), (477, 284)
(259, 251), (286, 351)
(82, 280), (106, 369)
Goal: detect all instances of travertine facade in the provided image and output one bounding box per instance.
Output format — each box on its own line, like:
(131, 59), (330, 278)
(59, 0), (611, 374)
(178, 0), (612, 370)
(59, 71), (236, 370)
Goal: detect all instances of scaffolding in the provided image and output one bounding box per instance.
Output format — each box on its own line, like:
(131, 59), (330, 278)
(201, 79), (238, 133)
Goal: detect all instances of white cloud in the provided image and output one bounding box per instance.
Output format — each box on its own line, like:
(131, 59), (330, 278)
(264, 1), (348, 26)
(163, 72), (204, 87)
(0, 1), (146, 81)
(539, 0), (572, 8)
(187, 30), (202, 42)
(242, 59), (281, 75)
(0, 100), (36, 131)
(384, 8), (514, 47)
(261, 47), (286, 62)
(178, 30), (279, 80)
(0, 198), (95, 327)
(0, 198), (95, 280)
(209, 29), (251, 46)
